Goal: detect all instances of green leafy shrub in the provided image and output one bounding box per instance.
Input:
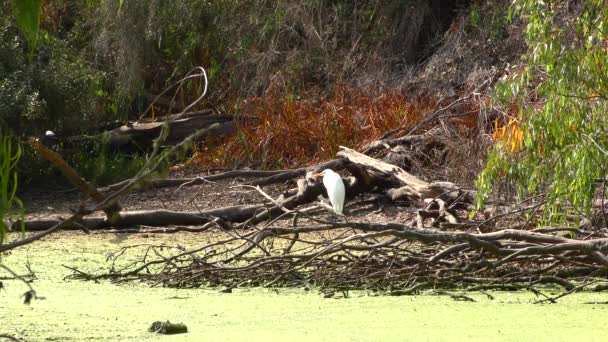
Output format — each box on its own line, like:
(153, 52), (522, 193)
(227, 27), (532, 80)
(0, 19), (46, 134)
(477, 1), (608, 223)
(0, 11), (107, 137)
(68, 141), (147, 186)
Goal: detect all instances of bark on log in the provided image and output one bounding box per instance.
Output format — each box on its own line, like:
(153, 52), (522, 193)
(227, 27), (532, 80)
(386, 186), (418, 202)
(56, 112), (239, 153)
(338, 146), (475, 205)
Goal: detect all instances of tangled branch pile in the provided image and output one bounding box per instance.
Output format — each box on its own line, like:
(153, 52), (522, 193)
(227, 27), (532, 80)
(124, 220), (608, 296)
(94, 185), (607, 297)
(63, 142), (608, 297)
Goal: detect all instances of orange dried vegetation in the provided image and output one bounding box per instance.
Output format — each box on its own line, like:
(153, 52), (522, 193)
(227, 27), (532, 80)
(190, 85), (436, 169)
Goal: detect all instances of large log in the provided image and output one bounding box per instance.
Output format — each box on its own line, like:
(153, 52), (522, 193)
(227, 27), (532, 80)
(108, 114), (236, 150)
(14, 205), (263, 231)
(338, 146), (429, 195)
(53, 112), (238, 153)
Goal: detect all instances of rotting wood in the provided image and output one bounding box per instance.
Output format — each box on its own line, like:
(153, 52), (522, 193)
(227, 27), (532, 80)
(386, 186), (418, 202)
(57, 112), (246, 153)
(338, 146), (429, 193)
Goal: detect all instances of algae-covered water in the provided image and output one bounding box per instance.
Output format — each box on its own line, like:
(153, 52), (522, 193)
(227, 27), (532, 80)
(2, 231), (607, 341)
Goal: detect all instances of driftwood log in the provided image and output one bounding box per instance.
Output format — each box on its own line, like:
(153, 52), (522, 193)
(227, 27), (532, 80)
(19, 145), (470, 232)
(52, 111), (245, 153)
(13, 205), (263, 231)
(337, 146), (472, 205)
(108, 113), (236, 150)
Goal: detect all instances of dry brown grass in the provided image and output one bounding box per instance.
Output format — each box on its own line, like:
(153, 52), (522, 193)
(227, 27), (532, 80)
(189, 85), (437, 169)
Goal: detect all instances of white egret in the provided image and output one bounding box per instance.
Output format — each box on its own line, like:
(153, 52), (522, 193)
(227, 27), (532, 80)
(315, 169), (345, 215)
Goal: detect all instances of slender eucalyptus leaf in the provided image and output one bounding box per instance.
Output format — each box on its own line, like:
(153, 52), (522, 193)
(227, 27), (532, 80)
(477, 1), (608, 224)
(11, 0), (41, 61)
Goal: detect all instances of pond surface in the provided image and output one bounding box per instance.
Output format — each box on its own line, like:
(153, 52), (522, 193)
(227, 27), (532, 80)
(2, 231), (607, 341)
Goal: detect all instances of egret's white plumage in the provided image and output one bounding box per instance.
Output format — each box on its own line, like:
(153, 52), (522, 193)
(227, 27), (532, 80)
(45, 130), (56, 137)
(319, 169), (345, 215)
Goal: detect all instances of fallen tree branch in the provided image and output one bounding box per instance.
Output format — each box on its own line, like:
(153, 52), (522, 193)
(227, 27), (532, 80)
(29, 138), (121, 222)
(2, 214), (84, 252)
(13, 205), (263, 231)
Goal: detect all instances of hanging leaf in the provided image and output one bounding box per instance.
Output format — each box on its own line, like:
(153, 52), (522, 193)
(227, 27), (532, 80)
(117, 0), (124, 16)
(11, 0), (41, 61)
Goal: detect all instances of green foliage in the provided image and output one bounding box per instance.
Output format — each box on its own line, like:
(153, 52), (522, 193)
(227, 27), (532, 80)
(467, 1), (508, 41)
(477, 1), (608, 223)
(0, 128), (24, 245)
(11, 0), (41, 60)
(68, 142), (147, 186)
(470, 3), (481, 30)
(0, 12), (108, 137)
(34, 38), (107, 133)
(0, 16), (44, 132)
